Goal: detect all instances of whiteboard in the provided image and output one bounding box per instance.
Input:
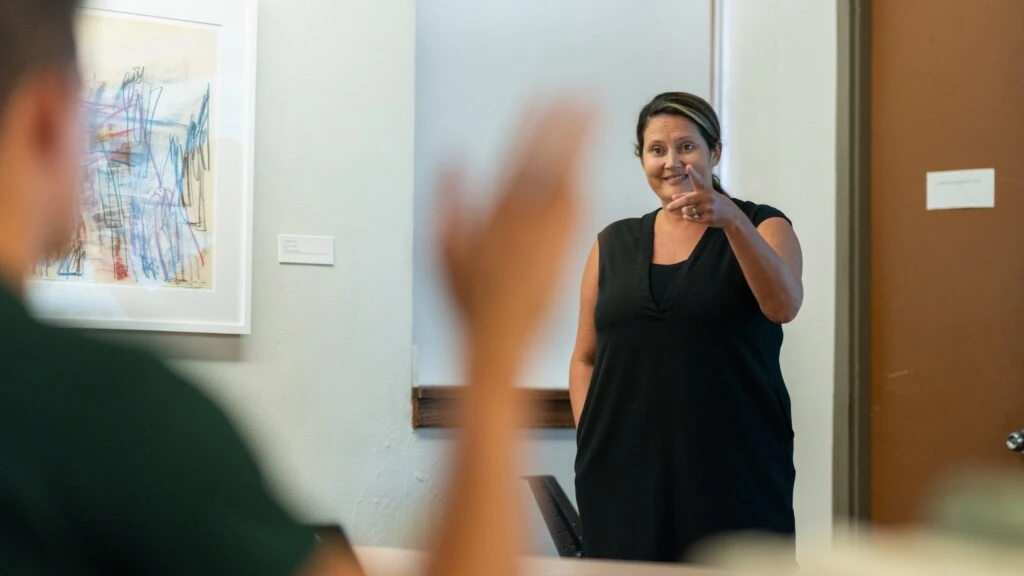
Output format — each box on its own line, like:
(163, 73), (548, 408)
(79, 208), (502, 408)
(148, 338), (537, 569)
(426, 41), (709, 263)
(414, 0), (714, 388)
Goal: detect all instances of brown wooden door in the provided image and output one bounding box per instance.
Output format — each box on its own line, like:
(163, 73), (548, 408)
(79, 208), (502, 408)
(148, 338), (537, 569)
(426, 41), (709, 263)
(869, 0), (1024, 525)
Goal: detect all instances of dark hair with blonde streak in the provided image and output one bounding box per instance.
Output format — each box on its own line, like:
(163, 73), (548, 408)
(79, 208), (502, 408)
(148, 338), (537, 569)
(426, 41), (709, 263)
(635, 91), (727, 195)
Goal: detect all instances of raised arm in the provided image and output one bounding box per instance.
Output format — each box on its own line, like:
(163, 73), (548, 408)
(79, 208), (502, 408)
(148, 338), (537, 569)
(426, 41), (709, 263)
(424, 101), (593, 576)
(722, 215), (803, 324)
(300, 101), (593, 576)
(667, 165), (803, 323)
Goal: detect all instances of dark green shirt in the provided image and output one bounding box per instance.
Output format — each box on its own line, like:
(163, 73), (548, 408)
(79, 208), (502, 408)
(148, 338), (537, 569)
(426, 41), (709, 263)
(0, 287), (315, 574)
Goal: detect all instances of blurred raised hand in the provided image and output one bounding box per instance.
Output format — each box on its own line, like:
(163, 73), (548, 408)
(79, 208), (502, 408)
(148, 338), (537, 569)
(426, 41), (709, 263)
(438, 101), (595, 361)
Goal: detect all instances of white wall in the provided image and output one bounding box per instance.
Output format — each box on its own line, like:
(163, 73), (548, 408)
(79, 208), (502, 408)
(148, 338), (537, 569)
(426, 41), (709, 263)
(719, 0), (837, 557)
(413, 0), (712, 390)
(147, 0), (426, 546)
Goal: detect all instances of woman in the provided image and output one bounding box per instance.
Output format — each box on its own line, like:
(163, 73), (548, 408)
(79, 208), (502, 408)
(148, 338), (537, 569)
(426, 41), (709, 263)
(570, 92), (802, 563)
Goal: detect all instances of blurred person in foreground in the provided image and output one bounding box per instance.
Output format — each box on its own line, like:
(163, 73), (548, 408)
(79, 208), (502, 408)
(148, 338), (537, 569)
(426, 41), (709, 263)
(0, 1), (593, 574)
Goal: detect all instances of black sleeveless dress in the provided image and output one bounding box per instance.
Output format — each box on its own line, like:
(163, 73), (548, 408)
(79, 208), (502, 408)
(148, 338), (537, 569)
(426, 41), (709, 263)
(574, 200), (796, 563)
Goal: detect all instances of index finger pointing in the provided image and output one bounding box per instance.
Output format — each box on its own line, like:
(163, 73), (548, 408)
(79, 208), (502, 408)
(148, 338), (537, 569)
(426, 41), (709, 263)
(685, 165), (708, 193)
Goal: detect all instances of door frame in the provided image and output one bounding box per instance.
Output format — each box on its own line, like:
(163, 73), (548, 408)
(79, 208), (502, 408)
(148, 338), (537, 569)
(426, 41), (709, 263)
(834, 0), (872, 523)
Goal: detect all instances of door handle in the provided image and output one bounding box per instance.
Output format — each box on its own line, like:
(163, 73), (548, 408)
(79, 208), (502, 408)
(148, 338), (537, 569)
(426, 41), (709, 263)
(1007, 431), (1024, 452)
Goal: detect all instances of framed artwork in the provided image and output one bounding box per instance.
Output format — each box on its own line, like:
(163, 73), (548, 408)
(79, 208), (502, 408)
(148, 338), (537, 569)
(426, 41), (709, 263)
(26, 0), (258, 334)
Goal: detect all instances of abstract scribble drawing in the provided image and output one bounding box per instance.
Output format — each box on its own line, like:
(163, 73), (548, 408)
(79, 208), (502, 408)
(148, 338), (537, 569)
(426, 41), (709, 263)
(37, 11), (217, 288)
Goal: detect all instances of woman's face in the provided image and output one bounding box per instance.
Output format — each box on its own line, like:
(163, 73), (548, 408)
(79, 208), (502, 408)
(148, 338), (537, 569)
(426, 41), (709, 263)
(640, 114), (721, 203)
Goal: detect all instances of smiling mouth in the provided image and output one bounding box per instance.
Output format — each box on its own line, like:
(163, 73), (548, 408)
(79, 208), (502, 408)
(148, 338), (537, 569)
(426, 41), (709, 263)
(663, 174), (688, 185)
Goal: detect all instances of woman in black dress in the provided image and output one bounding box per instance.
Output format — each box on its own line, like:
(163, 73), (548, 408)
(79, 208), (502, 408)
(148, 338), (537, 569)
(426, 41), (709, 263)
(570, 92), (803, 563)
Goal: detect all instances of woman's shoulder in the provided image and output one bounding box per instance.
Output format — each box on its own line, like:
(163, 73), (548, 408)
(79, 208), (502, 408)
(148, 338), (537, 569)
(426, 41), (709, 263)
(728, 197), (792, 227)
(597, 210), (656, 242)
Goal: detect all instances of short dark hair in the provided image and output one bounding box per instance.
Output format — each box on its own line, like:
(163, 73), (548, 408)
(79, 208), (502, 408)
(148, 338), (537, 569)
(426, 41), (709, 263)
(0, 0), (79, 115)
(635, 92), (727, 194)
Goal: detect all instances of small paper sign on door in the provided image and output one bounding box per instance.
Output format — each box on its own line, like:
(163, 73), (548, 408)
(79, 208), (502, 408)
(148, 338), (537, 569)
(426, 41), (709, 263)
(926, 168), (995, 210)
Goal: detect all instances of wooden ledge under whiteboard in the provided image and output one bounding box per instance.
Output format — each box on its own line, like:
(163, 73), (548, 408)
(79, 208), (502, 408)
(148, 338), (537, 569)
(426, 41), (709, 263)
(411, 386), (574, 429)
